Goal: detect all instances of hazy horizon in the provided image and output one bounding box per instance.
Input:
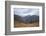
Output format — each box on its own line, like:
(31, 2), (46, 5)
(14, 8), (39, 17)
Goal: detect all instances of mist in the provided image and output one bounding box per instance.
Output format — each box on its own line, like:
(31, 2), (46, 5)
(14, 8), (39, 17)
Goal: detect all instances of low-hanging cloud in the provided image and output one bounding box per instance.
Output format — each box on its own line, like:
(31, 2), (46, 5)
(14, 8), (39, 17)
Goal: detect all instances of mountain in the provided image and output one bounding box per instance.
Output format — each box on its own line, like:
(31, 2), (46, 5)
(22, 15), (39, 23)
(14, 15), (39, 23)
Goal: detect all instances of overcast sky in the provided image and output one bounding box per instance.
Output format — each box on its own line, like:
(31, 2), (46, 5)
(14, 8), (39, 17)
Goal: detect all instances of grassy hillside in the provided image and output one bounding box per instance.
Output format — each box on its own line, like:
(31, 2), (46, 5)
(14, 20), (39, 28)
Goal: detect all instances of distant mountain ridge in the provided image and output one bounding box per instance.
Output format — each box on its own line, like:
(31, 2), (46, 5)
(14, 15), (39, 23)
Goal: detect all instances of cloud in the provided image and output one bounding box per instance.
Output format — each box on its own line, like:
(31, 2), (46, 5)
(14, 8), (39, 17)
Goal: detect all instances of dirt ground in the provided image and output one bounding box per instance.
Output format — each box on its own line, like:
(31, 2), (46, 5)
(14, 21), (39, 28)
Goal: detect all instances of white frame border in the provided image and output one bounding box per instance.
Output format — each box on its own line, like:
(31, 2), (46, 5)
(11, 5), (42, 32)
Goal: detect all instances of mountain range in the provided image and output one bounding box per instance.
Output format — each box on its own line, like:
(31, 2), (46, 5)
(14, 15), (39, 23)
